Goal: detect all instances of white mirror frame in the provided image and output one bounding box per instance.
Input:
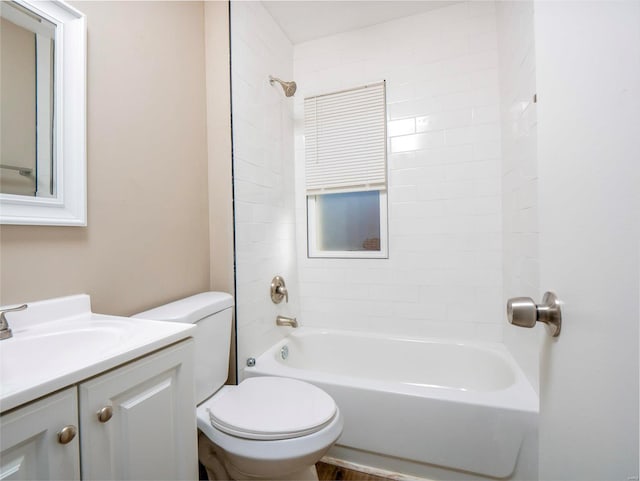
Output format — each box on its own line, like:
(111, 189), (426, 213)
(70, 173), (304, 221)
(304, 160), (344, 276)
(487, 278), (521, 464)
(0, 0), (86, 226)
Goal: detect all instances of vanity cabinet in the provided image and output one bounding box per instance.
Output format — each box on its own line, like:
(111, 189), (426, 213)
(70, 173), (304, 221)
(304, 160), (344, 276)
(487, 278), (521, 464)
(0, 340), (196, 481)
(79, 340), (197, 480)
(0, 387), (80, 480)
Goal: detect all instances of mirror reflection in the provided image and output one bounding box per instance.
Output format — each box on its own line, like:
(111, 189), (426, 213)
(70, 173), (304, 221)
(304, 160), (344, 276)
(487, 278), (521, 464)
(0, 1), (55, 197)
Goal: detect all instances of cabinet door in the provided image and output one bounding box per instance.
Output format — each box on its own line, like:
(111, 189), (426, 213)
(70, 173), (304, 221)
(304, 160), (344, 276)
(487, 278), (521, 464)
(0, 387), (80, 480)
(79, 340), (197, 481)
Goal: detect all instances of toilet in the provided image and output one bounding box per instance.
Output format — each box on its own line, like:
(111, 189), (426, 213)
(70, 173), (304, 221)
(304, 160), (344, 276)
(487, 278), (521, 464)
(134, 292), (343, 480)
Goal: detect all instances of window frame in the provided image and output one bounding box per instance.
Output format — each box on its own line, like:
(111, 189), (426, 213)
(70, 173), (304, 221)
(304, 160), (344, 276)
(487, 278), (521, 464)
(307, 190), (389, 259)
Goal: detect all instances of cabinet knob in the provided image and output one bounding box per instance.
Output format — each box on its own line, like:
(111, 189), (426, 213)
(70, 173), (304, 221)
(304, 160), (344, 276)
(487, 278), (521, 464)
(57, 425), (77, 444)
(97, 406), (113, 423)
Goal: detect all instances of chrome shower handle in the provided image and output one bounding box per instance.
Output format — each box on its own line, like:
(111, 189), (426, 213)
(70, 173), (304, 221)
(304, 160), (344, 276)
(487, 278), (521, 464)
(271, 276), (288, 304)
(507, 292), (562, 337)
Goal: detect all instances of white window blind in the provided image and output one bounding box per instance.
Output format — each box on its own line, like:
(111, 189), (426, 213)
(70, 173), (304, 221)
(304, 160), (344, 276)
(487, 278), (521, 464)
(304, 81), (387, 195)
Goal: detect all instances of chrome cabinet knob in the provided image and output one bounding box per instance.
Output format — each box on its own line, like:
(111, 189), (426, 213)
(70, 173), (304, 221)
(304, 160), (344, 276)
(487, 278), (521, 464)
(57, 425), (77, 444)
(507, 291), (562, 337)
(97, 406), (113, 423)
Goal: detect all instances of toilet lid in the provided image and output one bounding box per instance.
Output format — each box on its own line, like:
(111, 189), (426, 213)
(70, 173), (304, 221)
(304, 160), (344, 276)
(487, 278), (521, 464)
(207, 377), (337, 440)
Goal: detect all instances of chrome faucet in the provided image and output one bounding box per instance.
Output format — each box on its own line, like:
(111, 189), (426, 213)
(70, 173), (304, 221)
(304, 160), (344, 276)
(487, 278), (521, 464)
(0, 304), (28, 340)
(276, 315), (298, 328)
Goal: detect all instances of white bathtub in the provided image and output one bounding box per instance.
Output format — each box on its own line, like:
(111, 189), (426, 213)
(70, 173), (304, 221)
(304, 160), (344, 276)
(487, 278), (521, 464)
(244, 328), (538, 480)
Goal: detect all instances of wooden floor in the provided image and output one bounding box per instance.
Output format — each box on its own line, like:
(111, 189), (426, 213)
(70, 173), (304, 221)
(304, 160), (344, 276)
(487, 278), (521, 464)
(316, 462), (392, 481)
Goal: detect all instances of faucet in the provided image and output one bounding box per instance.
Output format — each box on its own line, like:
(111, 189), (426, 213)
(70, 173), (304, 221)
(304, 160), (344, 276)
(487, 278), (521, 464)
(0, 304), (28, 340)
(276, 315), (298, 328)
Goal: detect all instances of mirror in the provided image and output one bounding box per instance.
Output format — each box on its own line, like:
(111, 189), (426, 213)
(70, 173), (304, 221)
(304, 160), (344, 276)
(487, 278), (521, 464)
(1, 2), (55, 198)
(0, 0), (86, 226)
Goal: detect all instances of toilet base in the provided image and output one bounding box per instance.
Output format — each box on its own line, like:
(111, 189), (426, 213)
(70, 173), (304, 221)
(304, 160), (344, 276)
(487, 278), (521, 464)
(199, 432), (232, 480)
(198, 432), (319, 481)
(226, 464), (319, 481)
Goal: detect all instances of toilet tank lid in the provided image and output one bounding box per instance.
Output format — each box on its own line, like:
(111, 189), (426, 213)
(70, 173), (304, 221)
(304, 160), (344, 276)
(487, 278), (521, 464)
(132, 292), (234, 324)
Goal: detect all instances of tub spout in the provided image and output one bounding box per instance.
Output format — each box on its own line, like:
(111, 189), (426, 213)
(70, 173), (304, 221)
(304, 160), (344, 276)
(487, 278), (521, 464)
(276, 315), (298, 328)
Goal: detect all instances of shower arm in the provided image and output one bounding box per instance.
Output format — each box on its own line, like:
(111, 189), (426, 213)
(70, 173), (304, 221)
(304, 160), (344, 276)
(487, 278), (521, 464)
(269, 75), (297, 97)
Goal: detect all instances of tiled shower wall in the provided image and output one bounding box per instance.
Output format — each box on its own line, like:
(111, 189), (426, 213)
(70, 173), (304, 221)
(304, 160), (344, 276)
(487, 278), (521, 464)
(292, 2), (504, 340)
(230, 2), (299, 372)
(496, 0), (541, 391)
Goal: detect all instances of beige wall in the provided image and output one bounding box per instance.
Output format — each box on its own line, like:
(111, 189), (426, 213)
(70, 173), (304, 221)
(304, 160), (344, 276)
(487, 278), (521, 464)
(0, 1), (214, 316)
(205, 1), (234, 297)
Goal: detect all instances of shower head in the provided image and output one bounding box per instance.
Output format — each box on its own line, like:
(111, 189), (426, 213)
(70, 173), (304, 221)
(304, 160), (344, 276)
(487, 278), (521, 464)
(269, 75), (297, 97)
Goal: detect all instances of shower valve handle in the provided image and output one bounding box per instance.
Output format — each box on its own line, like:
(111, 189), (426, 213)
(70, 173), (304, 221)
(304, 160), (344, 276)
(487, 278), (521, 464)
(277, 286), (288, 303)
(506, 291), (562, 337)
(271, 276), (288, 304)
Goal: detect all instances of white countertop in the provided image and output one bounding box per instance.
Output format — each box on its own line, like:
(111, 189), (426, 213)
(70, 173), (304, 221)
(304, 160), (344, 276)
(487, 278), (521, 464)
(0, 294), (195, 413)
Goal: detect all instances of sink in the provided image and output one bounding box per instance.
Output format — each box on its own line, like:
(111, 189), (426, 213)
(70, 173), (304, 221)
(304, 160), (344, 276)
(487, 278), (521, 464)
(0, 294), (195, 413)
(0, 327), (123, 388)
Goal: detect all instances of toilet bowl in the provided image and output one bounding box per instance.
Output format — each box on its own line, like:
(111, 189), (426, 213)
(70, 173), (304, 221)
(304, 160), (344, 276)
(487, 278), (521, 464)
(134, 292), (343, 480)
(198, 377), (343, 480)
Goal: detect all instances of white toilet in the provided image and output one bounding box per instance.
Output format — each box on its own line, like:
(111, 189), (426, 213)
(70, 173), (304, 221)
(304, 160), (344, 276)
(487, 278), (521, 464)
(134, 292), (343, 480)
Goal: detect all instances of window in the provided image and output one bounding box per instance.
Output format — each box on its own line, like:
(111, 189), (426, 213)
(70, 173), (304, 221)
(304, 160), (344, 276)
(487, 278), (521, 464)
(305, 82), (388, 258)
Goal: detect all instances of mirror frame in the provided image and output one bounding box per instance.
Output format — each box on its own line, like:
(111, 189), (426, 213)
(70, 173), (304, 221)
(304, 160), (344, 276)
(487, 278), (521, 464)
(0, 0), (86, 226)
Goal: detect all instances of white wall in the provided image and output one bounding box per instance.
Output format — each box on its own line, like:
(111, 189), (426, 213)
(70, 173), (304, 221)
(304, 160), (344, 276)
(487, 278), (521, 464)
(496, 1), (542, 392)
(230, 1), (300, 374)
(293, 2), (504, 341)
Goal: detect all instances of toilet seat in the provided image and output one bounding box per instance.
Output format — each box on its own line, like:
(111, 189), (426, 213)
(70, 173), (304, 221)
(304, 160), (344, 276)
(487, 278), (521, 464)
(204, 377), (337, 440)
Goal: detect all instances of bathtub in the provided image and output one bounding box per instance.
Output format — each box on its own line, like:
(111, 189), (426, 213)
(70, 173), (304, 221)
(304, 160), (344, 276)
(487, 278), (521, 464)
(244, 328), (538, 480)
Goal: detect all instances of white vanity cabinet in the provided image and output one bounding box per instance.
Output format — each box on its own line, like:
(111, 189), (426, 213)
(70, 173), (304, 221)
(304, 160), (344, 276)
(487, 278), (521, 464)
(0, 340), (196, 481)
(79, 340), (197, 480)
(0, 387), (80, 480)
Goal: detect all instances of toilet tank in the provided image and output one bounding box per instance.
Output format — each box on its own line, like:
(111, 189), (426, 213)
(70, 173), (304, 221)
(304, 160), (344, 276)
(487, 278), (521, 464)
(133, 292), (234, 404)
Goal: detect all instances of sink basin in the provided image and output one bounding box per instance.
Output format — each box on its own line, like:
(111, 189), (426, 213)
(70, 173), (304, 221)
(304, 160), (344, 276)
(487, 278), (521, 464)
(0, 294), (195, 413)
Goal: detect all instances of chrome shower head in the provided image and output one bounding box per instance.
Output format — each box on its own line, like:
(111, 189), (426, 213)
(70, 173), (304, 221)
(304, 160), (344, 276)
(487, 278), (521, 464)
(269, 75), (297, 97)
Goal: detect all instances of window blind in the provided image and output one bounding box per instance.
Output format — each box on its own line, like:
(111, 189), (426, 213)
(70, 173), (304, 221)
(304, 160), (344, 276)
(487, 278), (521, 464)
(304, 81), (387, 195)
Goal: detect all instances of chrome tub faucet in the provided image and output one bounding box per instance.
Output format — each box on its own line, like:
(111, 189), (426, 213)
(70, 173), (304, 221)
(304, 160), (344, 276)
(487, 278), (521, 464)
(276, 315), (298, 328)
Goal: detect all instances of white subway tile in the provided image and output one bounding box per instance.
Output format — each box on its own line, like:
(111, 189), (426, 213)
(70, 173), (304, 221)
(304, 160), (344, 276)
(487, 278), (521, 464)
(389, 185), (417, 202)
(423, 145), (474, 165)
(445, 126), (474, 145)
(391, 131), (446, 153)
(468, 31), (498, 54)
(389, 151), (419, 170)
(473, 123), (502, 142)
(417, 108), (472, 132)
(470, 68), (500, 90)
(467, 13), (497, 37)
(391, 168), (420, 186)
(474, 323), (503, 343)
(469, 1), (496, 18)
(391, 202), (421, 219)
(387, 81), (416, 103)
(284, 0), (505, 342)
(473, 140), (502, 160)
(473, 105), (500, 124)
(388, 118), (416, 137)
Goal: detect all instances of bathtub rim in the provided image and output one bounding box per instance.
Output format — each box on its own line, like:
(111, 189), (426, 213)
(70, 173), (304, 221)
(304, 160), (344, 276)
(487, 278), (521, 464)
(245, 327), (539, 413)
